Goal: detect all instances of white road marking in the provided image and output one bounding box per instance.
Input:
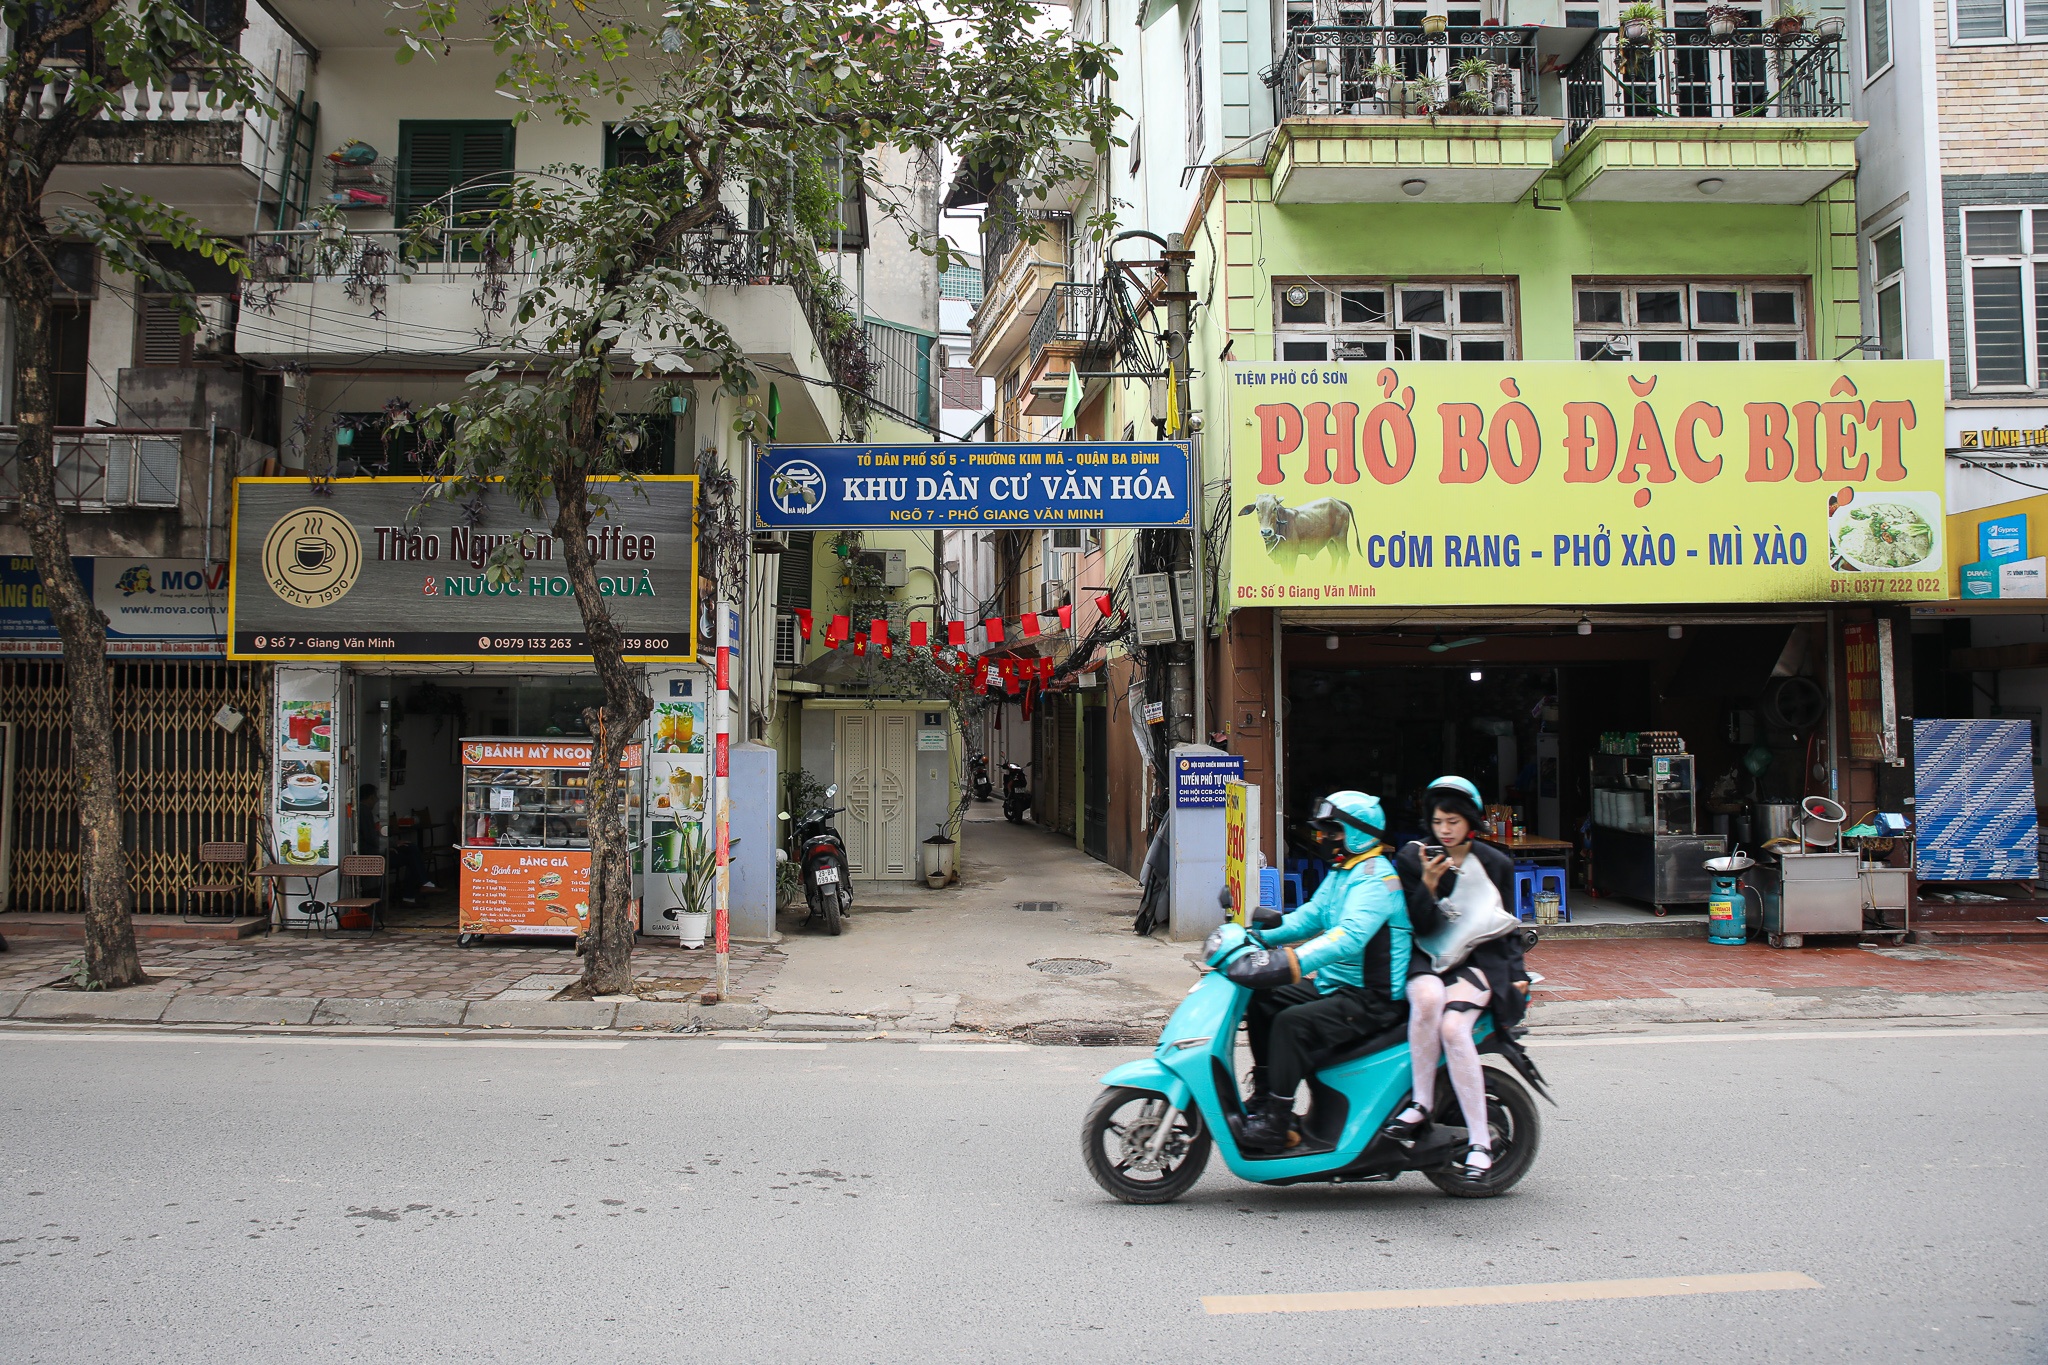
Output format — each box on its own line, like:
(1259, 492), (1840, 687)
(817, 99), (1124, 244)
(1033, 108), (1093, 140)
(919, 1043), (1031, 1052)
(1203, 1271), (1823, 1315)
(0, 1030), (625, 1050)
(1534, 1025), (2048, 1048)
(716, 1041), (828, 1050)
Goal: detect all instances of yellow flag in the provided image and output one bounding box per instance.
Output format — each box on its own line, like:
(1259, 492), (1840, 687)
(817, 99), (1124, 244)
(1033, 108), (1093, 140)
(1165, 363), (1181, 436)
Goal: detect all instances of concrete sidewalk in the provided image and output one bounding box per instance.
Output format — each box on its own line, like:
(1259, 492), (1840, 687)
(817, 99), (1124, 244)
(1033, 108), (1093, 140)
(759, 805), (1191, 1041)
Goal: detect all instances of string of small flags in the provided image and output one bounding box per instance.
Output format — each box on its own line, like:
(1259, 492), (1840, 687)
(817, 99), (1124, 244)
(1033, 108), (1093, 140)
(785, 594), (1120, 697)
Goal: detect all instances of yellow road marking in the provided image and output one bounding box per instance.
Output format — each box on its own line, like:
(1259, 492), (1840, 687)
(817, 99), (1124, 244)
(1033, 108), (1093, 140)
(1202, 1271), (1821, 1315)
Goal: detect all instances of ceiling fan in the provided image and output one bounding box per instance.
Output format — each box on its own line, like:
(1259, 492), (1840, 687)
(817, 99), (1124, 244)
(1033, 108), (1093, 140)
(1428, 634), (1486, 653)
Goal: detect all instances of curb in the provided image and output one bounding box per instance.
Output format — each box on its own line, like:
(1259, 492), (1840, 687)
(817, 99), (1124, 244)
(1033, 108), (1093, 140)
(0, 988), (769, 1033)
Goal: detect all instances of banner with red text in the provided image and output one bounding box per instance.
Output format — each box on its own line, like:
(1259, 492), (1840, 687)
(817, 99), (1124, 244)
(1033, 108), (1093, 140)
(1227, 362), (1946, 607)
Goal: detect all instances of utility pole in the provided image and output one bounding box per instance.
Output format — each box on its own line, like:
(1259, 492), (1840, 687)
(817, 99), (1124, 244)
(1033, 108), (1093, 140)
(1162, 232), (1200, 748)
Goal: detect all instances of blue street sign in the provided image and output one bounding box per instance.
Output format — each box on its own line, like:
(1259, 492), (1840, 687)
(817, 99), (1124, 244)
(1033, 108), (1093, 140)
(756, 442), (1192, 529)
(1174, 754), (1245, 809)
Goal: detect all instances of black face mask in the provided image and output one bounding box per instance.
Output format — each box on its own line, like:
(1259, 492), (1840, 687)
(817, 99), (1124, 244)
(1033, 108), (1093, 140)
(1308, 822), (1350, 861)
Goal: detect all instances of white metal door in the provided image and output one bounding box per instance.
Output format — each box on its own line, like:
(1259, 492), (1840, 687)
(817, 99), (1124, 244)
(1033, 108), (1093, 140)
(836, 708), (915, 880)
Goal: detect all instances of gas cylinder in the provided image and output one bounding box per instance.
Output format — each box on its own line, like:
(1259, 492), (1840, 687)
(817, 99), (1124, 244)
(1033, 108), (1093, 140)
(1704, 852), (1756, 946)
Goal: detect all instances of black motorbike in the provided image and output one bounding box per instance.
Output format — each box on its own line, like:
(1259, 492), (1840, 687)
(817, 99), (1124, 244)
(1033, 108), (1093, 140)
(969, 754), (993, 803)
(782, 784), (852, 935)
(1001, 761), (1031, 824)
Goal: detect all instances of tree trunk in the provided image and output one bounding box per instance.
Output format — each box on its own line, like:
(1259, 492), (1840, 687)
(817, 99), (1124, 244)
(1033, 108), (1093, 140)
(553, 466), (652, 996)
(6, 283), (142, 987)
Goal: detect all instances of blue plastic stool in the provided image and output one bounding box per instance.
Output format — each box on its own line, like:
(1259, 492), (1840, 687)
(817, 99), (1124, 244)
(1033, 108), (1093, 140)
(1511, 862), (1539, 919)
(1282, 873), (1305, 909)
(1532, 866), (1569, 922)
(1258, 867), (1281, 911)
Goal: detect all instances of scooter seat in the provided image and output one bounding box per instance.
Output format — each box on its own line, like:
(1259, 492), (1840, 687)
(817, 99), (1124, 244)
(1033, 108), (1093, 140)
(1316, 1018), (1411, 1071)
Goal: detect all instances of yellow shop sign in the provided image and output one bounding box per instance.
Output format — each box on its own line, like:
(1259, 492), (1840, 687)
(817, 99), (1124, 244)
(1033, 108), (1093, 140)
(1227, 362), (1946, 608)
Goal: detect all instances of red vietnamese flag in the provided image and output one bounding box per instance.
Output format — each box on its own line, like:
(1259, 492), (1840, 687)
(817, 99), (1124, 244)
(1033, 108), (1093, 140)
(984, 617), (1005, 645)
(973, 670), (989, 695)
(794, 608), (814, 641)
(870, 618), (889, 646)
(827, 614), (850, 645)
(946, 620), (967, 647)
(909, 620), (928, 648)
(1057, 604), (1072, 631)
(1038, 657), (1054, 684)
(1019, 613), (1041, 639)
(1095, 593), (1114, 618)
(853, 636), (868, 657)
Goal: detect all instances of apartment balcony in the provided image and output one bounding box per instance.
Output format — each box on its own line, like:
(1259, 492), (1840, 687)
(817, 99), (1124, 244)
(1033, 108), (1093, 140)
(1265, 24), (1558, 204)
(1022, 282), (1127, 416)
(1557, 27), (1861, 204)
(232, 225), (847, 440)
(968, 199), (1070, 377)
(34, 71), (310, 234)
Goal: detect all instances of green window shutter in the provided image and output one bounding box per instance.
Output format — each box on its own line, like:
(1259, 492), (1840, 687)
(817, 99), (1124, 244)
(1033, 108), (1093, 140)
(778, 531), (815, 610)
(397, 121), (514, 227)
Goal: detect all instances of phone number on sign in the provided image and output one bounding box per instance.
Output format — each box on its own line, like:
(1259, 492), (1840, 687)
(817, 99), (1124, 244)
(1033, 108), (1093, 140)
(476, 636), (675, 651)
(1830, 576), (1944, 595)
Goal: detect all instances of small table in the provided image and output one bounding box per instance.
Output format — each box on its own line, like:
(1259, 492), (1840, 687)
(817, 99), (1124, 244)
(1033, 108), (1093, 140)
(1505, 836), (1573, 867)
(256, 862), (337, 930)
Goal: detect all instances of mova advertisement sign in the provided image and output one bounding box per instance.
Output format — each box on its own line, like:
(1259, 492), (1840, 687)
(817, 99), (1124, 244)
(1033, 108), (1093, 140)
(756, 442), (1192, 529)
(1226, 361), (1946, 607)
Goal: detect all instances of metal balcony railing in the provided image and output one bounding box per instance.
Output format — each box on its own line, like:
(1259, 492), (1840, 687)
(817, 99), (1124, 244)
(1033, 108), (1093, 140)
(0, 430), (185, 512)
(1269, 24), (1542, 120)
(1563, 26), (1847, 141)
(980, 187), (1070, 287)
(1027, 281), (1127, 370)
(243, 223), (785, 287)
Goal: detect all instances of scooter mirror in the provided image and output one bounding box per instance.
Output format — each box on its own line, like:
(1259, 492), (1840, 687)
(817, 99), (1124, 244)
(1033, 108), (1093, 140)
(825, 784), (839, 797)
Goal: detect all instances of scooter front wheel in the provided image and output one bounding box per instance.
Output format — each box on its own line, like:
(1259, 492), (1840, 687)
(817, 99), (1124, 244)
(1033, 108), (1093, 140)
(1082, 1087), (1211, 1204)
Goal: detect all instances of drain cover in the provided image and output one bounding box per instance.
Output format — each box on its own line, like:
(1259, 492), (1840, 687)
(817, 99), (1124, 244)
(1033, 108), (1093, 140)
(1030, 957), (1110, 976)
(1017, 901), (1062, 913)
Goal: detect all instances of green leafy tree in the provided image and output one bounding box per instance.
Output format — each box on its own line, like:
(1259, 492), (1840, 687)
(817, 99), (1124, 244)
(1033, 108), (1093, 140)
(395, 0), (1118, 995)
(0, 2), (267, 987)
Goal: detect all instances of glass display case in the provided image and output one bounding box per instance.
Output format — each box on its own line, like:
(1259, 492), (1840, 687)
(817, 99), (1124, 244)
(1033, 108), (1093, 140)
(456, 739), (642, 940)
(1588, 752), (1721, 910)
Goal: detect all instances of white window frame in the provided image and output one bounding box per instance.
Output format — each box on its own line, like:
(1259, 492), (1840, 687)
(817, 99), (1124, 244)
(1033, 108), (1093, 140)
(1949, 0), (2048, 45)
(1573, 280), (1808, 362)
(1862, 0), (1894, 81)
(1870, 223), (1906, 361)
(1184, 11), (1205, 166)
(1272, 278), (1520, 362)
(1960, 206), (2047, 393)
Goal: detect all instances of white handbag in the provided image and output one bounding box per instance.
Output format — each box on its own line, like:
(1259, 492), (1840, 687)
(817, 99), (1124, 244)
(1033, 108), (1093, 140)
(1410, 843), (1521, 973)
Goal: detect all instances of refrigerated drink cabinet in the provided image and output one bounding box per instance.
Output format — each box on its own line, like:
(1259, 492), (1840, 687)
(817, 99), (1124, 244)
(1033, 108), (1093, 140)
(457, 738), (642, 941)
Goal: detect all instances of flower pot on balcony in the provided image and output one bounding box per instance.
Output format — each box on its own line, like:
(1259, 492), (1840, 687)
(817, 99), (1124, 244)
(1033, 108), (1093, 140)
(1772, 15), (1807, 36)
(1813, 15), (1843, 37)
(1707, 16), (1738, 36)
(1620, 18), (1653, 43)
(1464, 73), (1487, 93)
(1422, 13), (1448, 34)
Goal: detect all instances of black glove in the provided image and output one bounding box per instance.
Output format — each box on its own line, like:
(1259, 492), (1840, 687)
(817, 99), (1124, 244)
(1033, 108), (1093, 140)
(1223, 946), (1301, 989)
(1249, 906), (1284, 930)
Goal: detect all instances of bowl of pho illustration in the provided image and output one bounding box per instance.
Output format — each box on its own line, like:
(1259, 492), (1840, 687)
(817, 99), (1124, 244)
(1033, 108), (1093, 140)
(1829, 493), (1940, 573)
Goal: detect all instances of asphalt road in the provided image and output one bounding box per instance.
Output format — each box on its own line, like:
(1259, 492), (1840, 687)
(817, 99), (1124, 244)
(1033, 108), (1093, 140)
(1, 1022), (2042, 1363)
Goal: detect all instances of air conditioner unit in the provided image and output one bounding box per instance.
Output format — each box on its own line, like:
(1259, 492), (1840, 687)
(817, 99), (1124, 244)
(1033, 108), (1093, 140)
(774, 612), (801, 666)
(192, 295), (235, 356)
(853, 548), (908, 587)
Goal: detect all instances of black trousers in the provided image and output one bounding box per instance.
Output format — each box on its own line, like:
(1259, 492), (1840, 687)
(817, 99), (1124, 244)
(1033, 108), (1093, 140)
(1248, 983), (1403, 1098)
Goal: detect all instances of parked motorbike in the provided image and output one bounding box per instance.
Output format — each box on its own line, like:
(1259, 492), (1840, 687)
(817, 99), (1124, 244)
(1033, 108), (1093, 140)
(1000, 761), (1031, 824)
(1081, 919), (1549, 1203)
(780, 785), (853, 935)
(969, 754), (993, 803)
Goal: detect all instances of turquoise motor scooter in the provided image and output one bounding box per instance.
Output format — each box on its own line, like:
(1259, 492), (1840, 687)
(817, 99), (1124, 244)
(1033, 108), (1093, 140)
(1082, 920), (1548, 1204)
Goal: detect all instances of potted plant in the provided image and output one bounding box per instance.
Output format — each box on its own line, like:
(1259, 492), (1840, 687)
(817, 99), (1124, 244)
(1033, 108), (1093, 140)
(1404, 74), (1445, 112)
(1365, 60), (1407, 107)
(1813, 12), (1844, 38)
(1456, 88), (1494, 115)
(1421, 13), (1449, 35)
(1703, 3), (1745, 37)
(1772, 2), (1810, 37)
(665, 821), (716, 948)
(1619, 1), (1664, 45)
(1453, 55), (1498, 94)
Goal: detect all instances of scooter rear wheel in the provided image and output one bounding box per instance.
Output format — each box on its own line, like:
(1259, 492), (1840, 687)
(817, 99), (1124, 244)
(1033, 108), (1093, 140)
(819, 885), (842, 936)
(1424, 1066), (1540, 1199)
(1082, 1087), (1211, 1204)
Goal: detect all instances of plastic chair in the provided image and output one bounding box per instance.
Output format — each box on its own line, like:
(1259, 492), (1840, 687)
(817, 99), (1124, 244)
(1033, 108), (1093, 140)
(1534, 866), (1569, 922)
(1282, 873), (1305, 909)
(1511, 862), (1539, 919)
(1258, 867), (1281, 910)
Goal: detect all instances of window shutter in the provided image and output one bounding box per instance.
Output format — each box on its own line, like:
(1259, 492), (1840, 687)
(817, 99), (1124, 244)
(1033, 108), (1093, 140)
(456, 124), (515, 221)
(1972, 267), (2027, 386)
(778, 530), (815, 609)
(134, 437), (182, 507)
(139, 295), (190, 366)
(397, 122), (513, 227)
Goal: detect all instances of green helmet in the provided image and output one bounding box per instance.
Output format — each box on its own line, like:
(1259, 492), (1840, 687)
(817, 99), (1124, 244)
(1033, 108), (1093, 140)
(1309, 790), (1386, 855)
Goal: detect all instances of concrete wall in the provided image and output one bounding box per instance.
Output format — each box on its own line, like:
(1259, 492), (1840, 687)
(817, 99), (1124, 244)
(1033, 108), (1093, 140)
(1932, 0), (2048, 177)
(1851, 0), (1949, 367)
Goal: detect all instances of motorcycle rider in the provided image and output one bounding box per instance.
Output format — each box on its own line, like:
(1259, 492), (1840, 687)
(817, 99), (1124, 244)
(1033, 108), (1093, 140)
(1385, 776), (1532, 1181)
(1228, 790), (1412, 1152)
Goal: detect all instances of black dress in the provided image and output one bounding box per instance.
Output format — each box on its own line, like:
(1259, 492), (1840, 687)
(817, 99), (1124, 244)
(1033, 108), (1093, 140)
(1391, 839), (1532, 1031)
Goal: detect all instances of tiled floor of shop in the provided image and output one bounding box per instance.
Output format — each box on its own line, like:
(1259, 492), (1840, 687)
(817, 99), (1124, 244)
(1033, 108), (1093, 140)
(1532, 938), (2048, 1000)
(0, 931), (784, 1002)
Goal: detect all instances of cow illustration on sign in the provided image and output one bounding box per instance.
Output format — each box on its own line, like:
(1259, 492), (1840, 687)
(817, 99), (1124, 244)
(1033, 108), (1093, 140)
(1237, 493), (1359, 567)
